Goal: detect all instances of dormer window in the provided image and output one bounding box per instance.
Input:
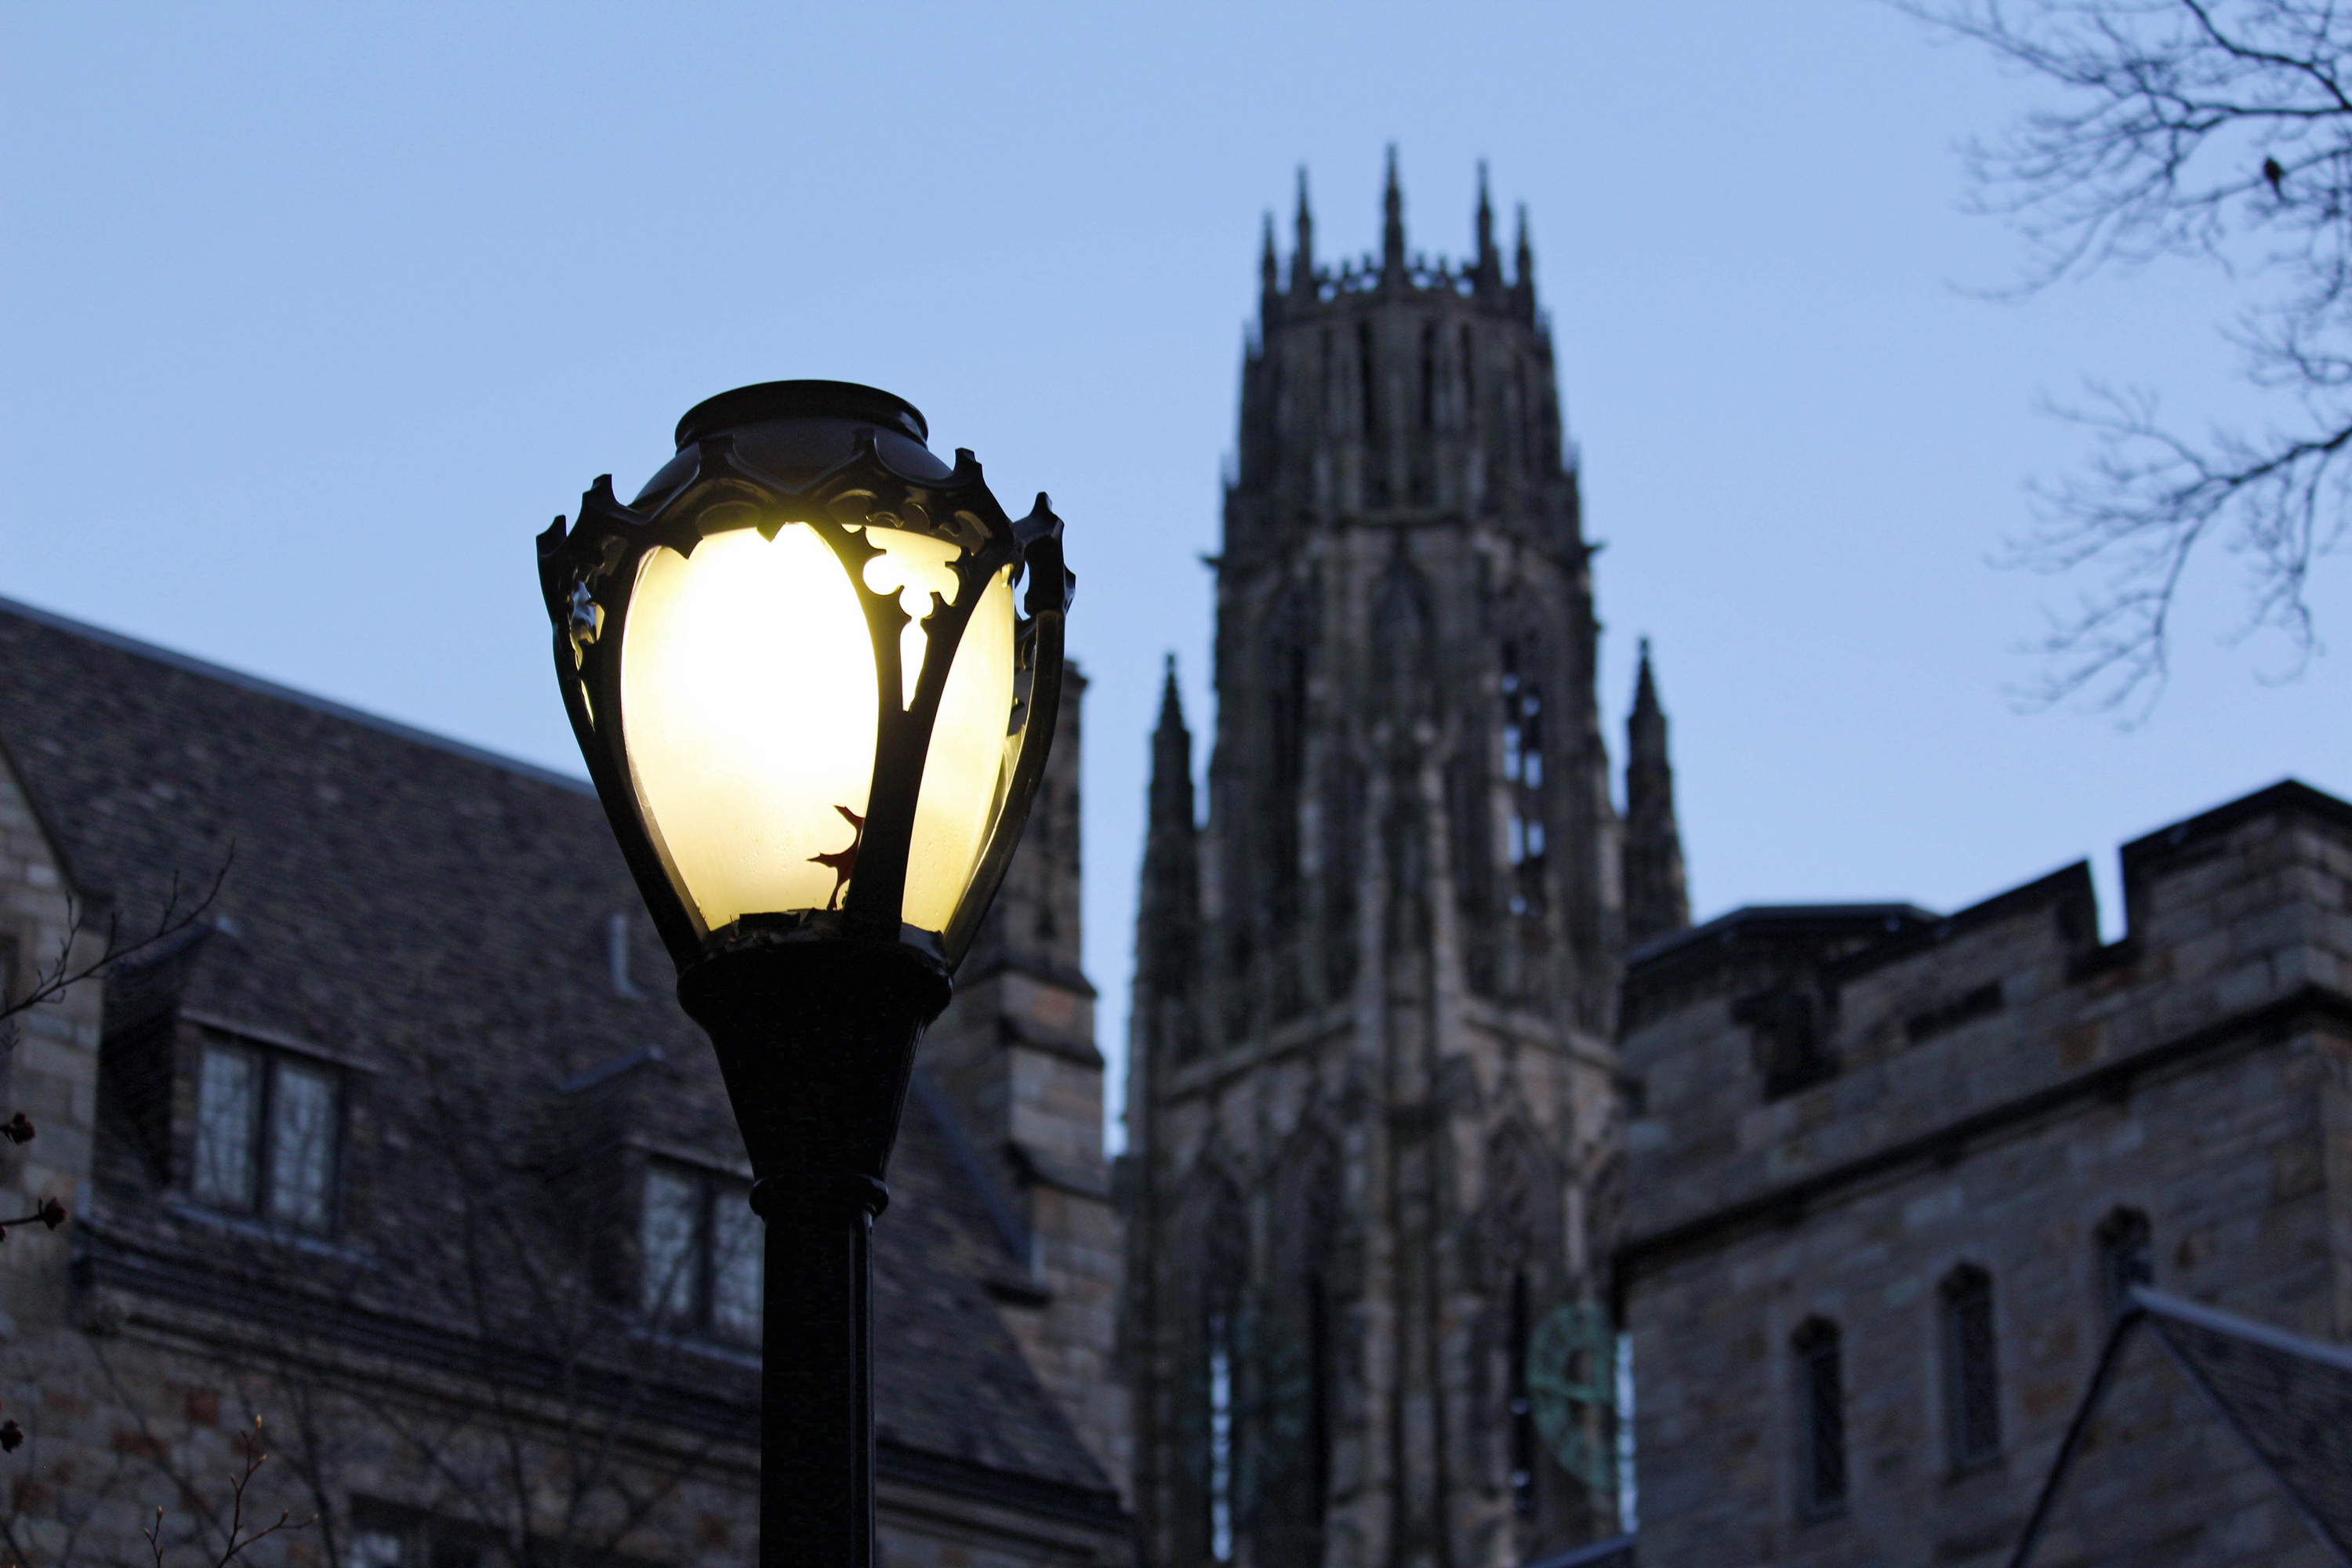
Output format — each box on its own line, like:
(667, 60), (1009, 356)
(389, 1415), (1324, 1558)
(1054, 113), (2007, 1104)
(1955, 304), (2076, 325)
(639, 1160), (760, 1345)
(191, 1038), (339, 1231)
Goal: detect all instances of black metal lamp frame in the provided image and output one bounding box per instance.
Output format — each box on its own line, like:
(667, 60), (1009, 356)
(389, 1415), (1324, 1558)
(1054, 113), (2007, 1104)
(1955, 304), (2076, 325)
(534, 380), (1073, 1568)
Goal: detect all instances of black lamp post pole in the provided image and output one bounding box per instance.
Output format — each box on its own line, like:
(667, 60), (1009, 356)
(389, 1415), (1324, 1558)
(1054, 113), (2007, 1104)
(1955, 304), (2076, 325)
(536, 380), (1071, 1568)
(677, 942), (953, 1568)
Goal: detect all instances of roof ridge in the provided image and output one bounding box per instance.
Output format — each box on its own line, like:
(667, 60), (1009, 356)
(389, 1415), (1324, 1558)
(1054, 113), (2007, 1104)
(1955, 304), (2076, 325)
(0, 593), (593, 797)
(2134, 1284), (2352, 1374)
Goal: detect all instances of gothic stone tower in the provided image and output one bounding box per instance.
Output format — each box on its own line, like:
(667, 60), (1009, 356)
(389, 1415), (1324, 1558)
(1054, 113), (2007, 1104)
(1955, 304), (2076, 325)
(1123, 156), (1686, 1568)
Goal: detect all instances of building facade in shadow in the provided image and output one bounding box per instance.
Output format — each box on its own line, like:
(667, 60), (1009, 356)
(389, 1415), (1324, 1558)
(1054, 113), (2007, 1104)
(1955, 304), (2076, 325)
(1617, 781), (2352, 1567)
(0, 597), (1129, 1568)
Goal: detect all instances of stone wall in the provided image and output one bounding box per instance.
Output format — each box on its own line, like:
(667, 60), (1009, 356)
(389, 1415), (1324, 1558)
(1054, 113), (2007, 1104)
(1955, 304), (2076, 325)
(1617, 782), (2352, 1567)
(916, 671), (1129, 1498)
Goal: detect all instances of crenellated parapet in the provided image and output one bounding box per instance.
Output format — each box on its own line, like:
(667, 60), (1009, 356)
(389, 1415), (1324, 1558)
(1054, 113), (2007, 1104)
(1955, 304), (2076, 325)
(1619, 775), (2352, 1298)
(1229, 152), (1573, 561)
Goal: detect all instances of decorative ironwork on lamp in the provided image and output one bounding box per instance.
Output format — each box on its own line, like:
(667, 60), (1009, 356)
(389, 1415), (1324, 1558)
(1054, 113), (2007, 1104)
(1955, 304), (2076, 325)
(534, 379), (1073, 1567)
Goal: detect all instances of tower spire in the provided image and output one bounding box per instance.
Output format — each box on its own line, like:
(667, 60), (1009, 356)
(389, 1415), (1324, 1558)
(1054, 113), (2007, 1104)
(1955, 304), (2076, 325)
(1292, 166), (1315, 295)
(1261, 210), (1279, 299)
(1475, 160), (1501, 292)
(1514, 201), (1534, 288)
(1134, 654), (1200, 1073)
(1624, 637), (1690, 947)
(1149, 655), (1193, 835)
(1382, 143), (1406, 281)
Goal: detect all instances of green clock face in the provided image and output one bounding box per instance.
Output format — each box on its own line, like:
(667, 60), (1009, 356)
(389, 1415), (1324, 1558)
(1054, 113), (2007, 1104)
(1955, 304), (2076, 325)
(1178, 1310), (1311, 1519)
(1527, 1302), (1617, 1494)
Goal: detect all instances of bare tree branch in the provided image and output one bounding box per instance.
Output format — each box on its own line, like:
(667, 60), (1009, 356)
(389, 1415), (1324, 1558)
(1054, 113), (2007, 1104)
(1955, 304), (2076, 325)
(1898, 0), (2352, 712)
(0, 851), (234, 1038)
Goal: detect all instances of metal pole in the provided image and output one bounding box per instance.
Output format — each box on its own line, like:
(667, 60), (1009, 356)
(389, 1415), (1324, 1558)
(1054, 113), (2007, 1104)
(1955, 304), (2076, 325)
(753, 1173), (886, 1568)
(677, 942), (951, 1568)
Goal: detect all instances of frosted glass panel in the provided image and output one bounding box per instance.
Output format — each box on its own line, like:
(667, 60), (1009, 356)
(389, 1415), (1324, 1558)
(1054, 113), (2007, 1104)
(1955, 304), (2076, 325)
(622, 526), (879, 930)
(194, 1045), (260, 1210)
(903, 563), (1016, 932)
(622, 522), (1016, 936)
(267, 1060), (337, 1229)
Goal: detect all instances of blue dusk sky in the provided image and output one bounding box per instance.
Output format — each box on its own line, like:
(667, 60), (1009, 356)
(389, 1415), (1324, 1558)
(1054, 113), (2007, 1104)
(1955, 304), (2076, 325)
(5, 5), (2346, 1149)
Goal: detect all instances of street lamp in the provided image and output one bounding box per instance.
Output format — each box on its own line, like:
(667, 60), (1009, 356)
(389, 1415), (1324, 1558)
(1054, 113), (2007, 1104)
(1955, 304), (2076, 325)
(534, 380), (1073, 1567)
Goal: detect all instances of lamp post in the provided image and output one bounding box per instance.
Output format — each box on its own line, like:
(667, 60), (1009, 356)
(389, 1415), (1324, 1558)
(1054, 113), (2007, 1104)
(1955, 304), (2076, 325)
(534, 380), (1073, 1567)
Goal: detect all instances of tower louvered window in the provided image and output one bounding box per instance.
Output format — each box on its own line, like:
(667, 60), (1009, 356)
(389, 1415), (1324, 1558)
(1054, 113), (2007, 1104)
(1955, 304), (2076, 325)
(1501, 642), (1546, 920)
(1419, 325), (1437, 431)
(1206, 1311), (1236, 1563)
(1457, 325), (1475, 427)
(1941, 1265), (2001, 1469)
(1792, 1319), (1846, 1518)
(1508, 1270), (1538, 1517)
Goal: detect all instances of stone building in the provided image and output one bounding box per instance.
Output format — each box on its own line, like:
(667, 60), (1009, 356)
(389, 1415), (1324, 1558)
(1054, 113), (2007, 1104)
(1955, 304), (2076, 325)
(1615, 779), (2352, 1566)
(0, 595), (1131, 1568)
(1120, 156), (1684, 1568)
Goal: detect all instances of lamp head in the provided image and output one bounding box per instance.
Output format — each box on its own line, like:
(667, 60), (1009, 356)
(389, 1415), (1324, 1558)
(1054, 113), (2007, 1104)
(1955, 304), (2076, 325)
(537, 381), (1073, 978)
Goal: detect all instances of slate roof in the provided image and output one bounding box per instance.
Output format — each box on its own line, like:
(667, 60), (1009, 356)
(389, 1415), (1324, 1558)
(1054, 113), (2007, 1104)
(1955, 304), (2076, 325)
(2012, 1287), (2352, 1567)
(0, 595), (1120, 1519)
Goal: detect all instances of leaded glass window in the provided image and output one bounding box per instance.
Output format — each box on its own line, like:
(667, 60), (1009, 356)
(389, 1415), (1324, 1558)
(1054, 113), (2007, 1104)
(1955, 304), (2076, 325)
(193, 1044), (262, 1210)
(1793, 1318), (1846, 1519)
(639, 1165), (701, 1322)
(346, 1532), (404, 1568)
(1941, 1265), (2001, 1470)
(1207, 1312), (1236, 1563)
(192, 1040), (339, 1231)
(267, 1060), (337, 1229)
(710, 1190), (764, 1341)
(638, 1160), (760, 1345)
(1501, 641), (1546, 920)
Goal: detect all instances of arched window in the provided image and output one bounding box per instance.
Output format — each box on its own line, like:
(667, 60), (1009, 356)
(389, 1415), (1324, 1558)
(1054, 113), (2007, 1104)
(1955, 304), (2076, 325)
(1940, 1265), (2001, 1470)
(1418, 324), (1437, 431)
(1306, 1268), (1333, 1518)
(1256, 1130), (1339, 1567)
(1263, 592), (1311, 924)
(1320, 759), (1363, 998)
(1500, 640), (1546, 920)
(1207, 1309), (1237, 1561)
(1194, 1178), (1249, 1563)
(1515, 359), (1537, 476)
(2096, 1207), (2153, 1319)
(1508, 1270), (1538, 1517)
(1457, 324), (1476, 428)
(1357, 320), (1378, 438)
(1791, 1319), (1846, 1519)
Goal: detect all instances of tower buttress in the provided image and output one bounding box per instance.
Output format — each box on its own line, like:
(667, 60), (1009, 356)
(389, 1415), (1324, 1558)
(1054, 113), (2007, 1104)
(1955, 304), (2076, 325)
(1475, 160), (1502, 293)
(1382, 143), (1406, 281)
(1131, 655), (1200, 1089)
(1624, 637), (1690, 947)
(1515, 201), (1537, 321)
(1292, 167), (1315, 295)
